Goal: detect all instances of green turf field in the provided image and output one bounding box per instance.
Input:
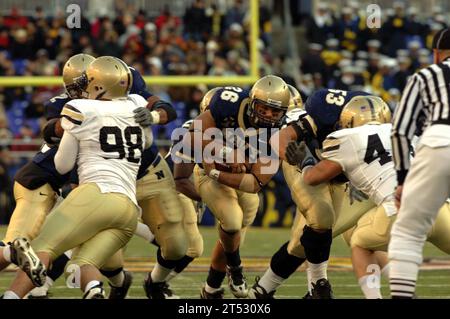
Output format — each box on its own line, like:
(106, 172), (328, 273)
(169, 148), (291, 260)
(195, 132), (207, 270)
(1, 226), (449, 299)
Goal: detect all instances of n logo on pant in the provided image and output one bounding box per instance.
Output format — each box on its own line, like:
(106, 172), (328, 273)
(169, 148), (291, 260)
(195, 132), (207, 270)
(155, 170), (165, 180)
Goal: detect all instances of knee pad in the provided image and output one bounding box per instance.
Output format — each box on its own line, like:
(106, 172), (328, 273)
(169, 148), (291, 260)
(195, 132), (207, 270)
(300, 226), (332, 264)
(158, 222), (188, 261)
(271, 242), (306, 279)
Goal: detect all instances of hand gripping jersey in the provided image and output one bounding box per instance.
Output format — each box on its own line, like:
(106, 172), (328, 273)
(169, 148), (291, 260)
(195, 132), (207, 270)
(60, 94), (149, 204)
(15, 67), (154, 191)
(321, 123), (396, 213)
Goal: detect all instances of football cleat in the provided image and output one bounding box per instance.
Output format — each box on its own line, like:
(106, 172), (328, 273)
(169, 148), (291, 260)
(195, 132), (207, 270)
(83, 283), (105, 299)
(27, 286), (50, 299)
(247, 277), (275, 299)
(226, 265), (248, 298)
(302, 291), (313, 299)
(311, 278), (334, 299)
(108, 270), (133, 299)
(143, 276), (180, 299)
(200, 286), (225, 299)
(10, 238), (47, 287)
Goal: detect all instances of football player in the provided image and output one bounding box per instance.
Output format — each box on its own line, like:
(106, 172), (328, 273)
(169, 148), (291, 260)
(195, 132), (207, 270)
(161, 89), (227, 285)
(297, 96), (450, 298)
(250, 95), (450, 299)
(248, 89), (376, 299)
(186, 75), (289, 298)
(0, 54), (95, 277)
(7, 54), (176, 299)
(2, 56), (149, 299)
(34, 57), (185, 299)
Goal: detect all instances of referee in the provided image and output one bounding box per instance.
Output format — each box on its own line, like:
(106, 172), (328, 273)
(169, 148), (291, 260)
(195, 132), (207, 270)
(388, 28), (450, 299)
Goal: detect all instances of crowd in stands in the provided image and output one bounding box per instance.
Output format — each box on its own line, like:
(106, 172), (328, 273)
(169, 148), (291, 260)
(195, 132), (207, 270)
(295, 1), (448, 110)
(0, 0), (449, 213)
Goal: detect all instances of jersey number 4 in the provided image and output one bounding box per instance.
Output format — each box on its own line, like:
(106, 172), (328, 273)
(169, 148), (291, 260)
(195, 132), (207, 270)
(364, 134), (392, 165)
(100, 126), (143, 163)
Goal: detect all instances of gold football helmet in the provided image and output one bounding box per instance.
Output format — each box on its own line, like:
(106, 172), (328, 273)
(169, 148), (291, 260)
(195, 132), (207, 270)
(62, 53), (95, 98)
(199, 87), (222, 113)
(287, 84), (304, 111)
(248, 75), (290, 128)
(339, 95), (392, 129)
(83, 56), (132, 100)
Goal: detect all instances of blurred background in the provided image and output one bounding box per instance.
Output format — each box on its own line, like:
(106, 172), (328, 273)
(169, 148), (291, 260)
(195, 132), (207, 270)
(0, 0), (449, 227)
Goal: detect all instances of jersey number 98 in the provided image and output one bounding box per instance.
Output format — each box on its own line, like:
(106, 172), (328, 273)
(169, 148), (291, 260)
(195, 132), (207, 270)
(100, 126), (143, 163)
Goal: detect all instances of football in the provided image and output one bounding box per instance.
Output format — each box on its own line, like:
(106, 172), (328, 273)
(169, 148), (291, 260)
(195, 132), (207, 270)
(214, 161), (252, 173)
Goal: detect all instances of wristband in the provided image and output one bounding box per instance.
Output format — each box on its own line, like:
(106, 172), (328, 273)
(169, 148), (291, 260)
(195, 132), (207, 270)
(209, 169), (221, 181)
(150, 110), (161, 124)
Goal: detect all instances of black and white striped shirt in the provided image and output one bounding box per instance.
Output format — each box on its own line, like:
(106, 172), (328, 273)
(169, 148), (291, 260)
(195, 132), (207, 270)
(391, 57), (450, 184)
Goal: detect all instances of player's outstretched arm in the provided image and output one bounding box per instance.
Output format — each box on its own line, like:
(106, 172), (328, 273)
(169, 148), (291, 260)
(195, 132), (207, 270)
(302, 160), (342, 186)
(134, 96), (177, 126)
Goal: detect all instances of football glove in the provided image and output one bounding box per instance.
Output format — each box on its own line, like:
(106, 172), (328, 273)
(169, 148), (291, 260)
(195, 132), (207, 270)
(133, 107), (159, 126)
(285, 141), (317, 169)
(348, 183), (369, 205)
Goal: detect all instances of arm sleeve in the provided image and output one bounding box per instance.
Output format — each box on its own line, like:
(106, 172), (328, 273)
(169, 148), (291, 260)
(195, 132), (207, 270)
(54, 132), (79, 175)
(391, 73), (424, 184)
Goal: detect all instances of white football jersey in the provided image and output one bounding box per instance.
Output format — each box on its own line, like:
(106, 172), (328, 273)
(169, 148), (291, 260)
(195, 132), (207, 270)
(321, 123), (396, 209)
(60, 94), (149, 204)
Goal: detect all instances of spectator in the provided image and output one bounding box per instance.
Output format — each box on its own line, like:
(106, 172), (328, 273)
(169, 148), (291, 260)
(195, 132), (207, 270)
(224, 0), (246, 30)
(183, 0), (209, 41)
(301, 43), (328, 84)
(0, 146), (14, 224)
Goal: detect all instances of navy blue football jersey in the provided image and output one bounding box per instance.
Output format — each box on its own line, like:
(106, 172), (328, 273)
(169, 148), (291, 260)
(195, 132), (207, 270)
(305, 89), (370, 129)
(304, 89), (371, 143)
(209, 87), (251, 130)
(208, 86), (277, 163)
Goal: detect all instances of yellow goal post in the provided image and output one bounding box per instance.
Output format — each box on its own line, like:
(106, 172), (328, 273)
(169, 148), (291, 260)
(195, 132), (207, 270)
(0, 0), (260, 87)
